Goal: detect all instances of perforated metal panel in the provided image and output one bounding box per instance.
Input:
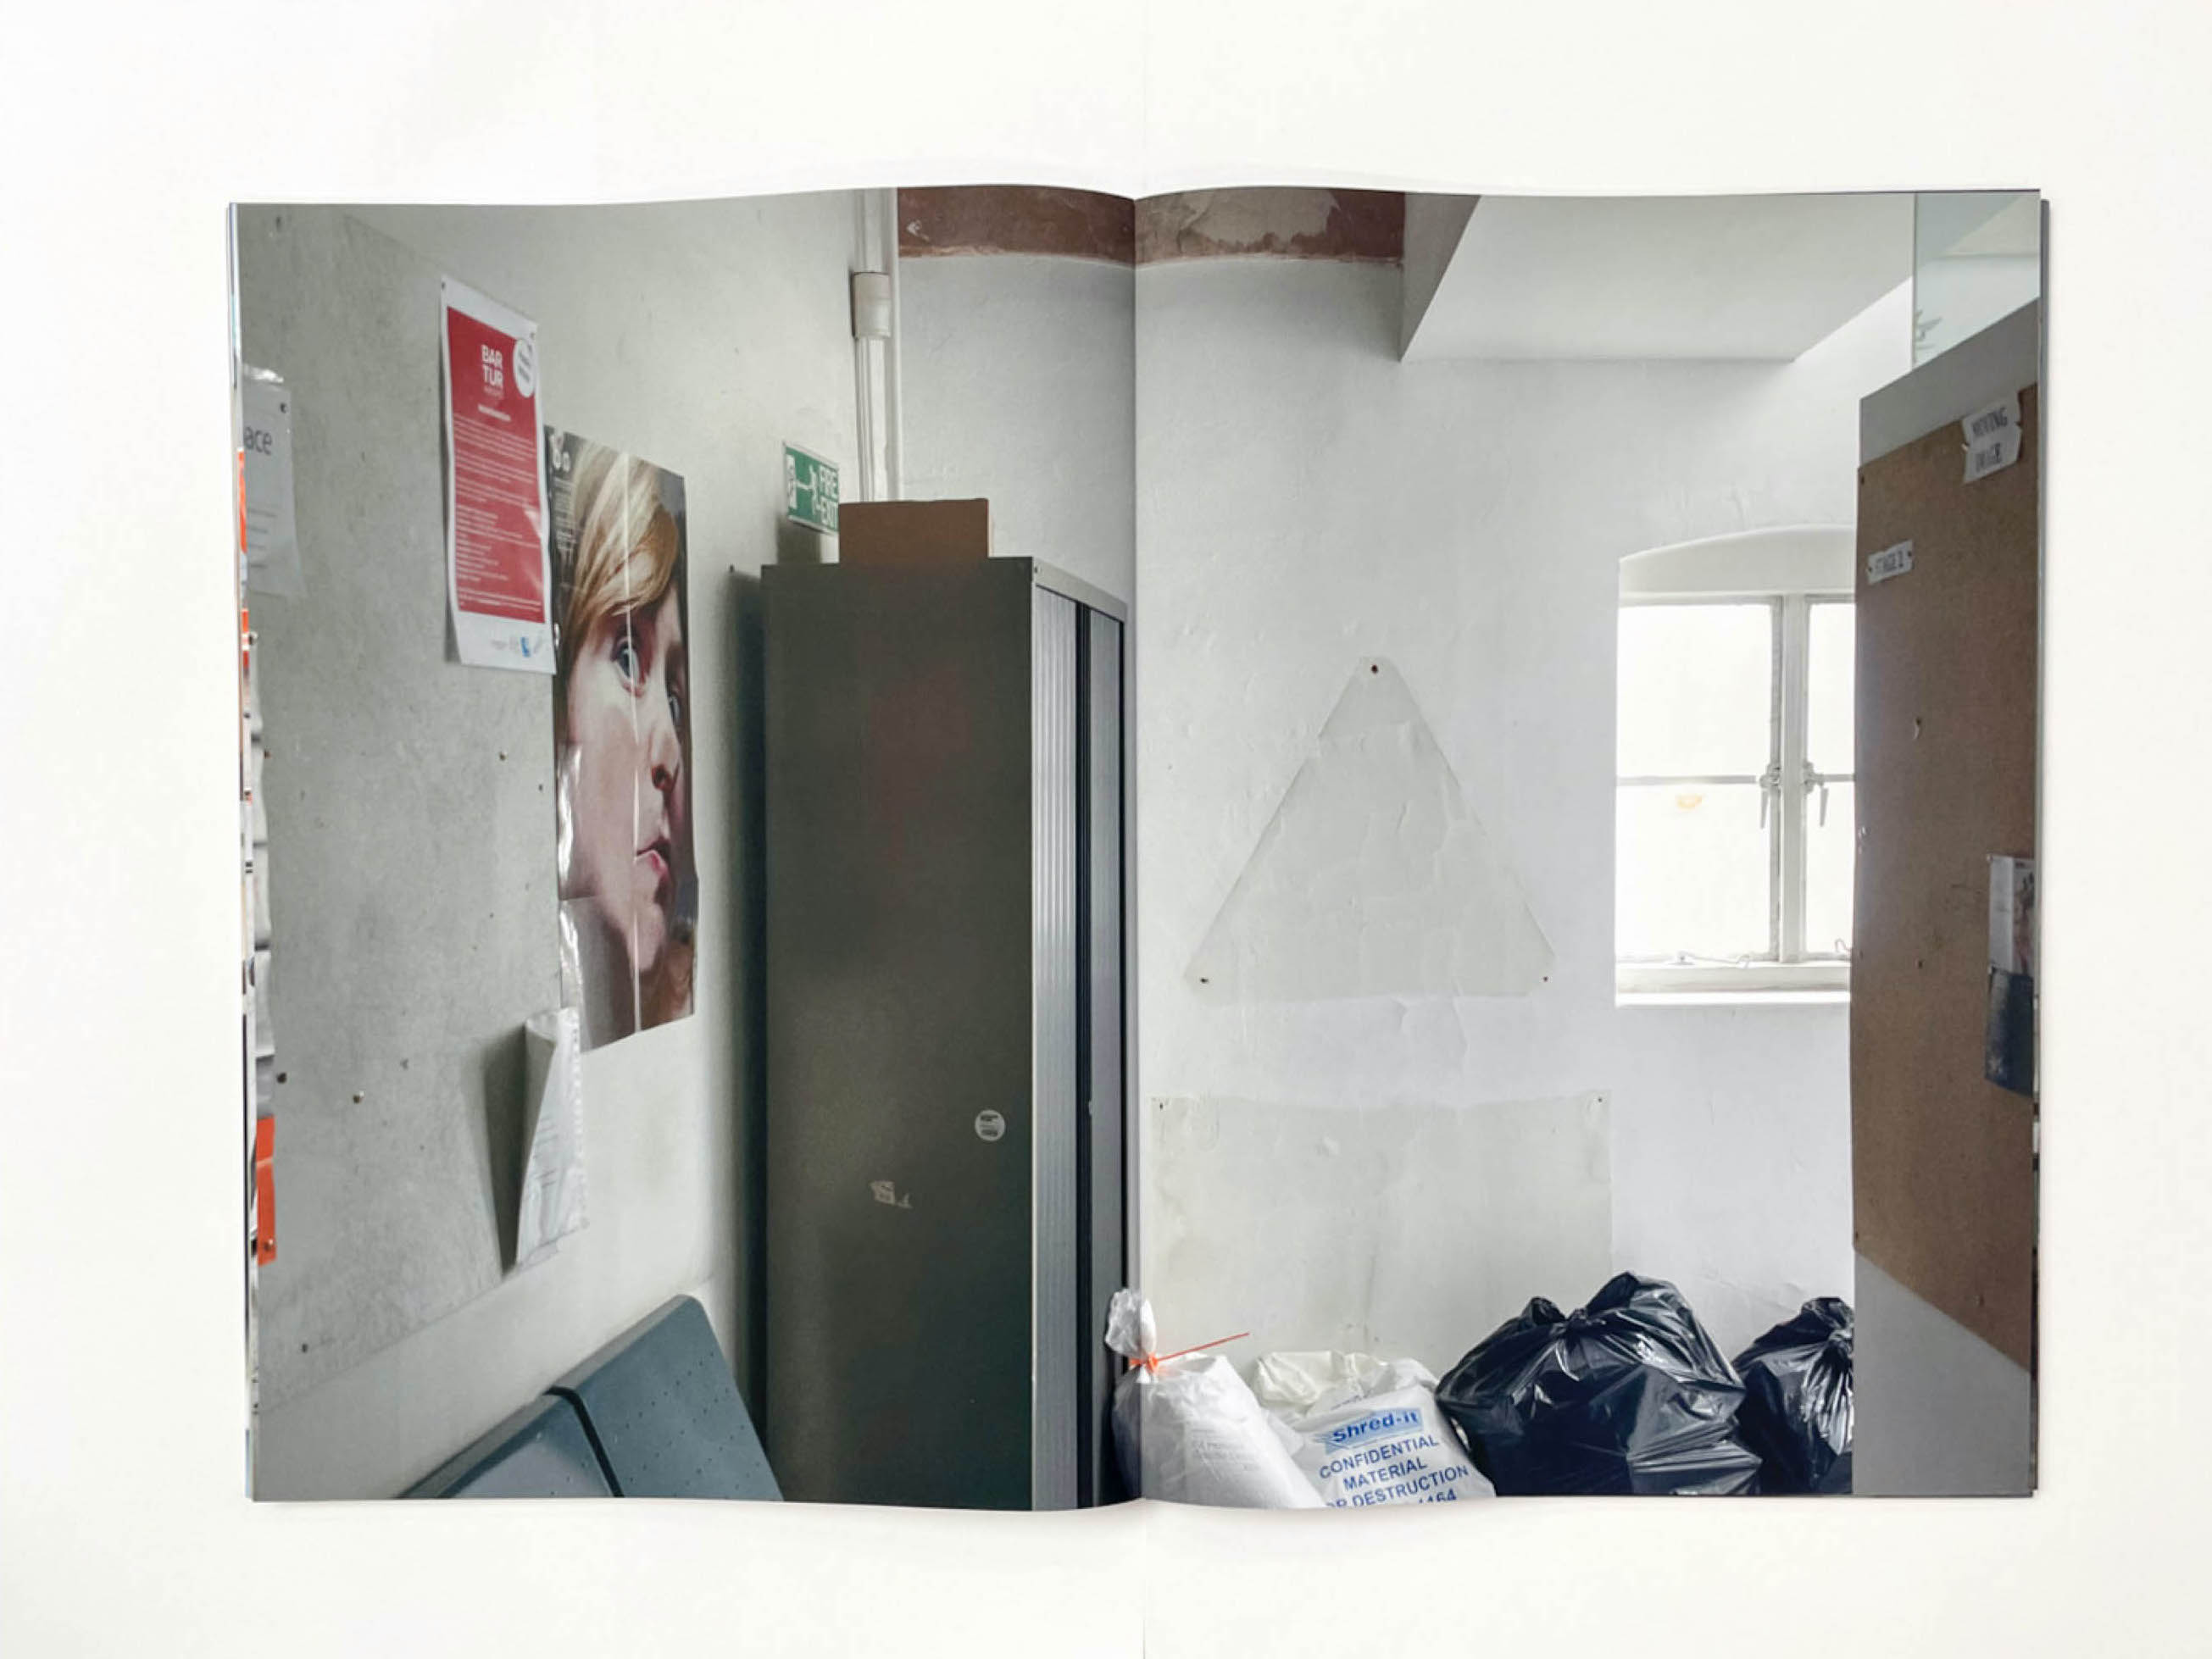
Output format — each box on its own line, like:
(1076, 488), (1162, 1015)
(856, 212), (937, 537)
(403, 1395), (613, 1499)
(1031, 585), (1081, 1512)
(551, 1296), (780, 1501)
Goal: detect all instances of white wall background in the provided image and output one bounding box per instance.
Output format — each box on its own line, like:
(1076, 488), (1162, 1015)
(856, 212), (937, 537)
(249, 196), (860, 1498)
(1136, 256), (1913, 1360)
(15, 6), (2212, 1655)
(898, 252), (1137, 608)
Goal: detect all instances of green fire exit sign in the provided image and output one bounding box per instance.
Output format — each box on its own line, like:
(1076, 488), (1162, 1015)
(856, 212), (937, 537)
(784, 443), (839, 533)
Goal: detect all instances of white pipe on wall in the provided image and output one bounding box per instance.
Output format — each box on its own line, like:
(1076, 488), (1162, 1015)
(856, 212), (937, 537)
(880, 186), (905, 498)
(848, 187), (905, 504)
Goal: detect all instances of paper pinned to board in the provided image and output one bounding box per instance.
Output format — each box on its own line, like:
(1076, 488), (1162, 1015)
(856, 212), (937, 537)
(441, 277), (554, 672)
(1987, 854), (2036, 979)
(1962, 392), (2024, 483)
(1867, 541), (1914, 585)
(1148, 1093), (1611, 1378)
(516, 1007), (589, 1270)
(240, 369), (304, 596)
(1985, 856), (2037, 1097)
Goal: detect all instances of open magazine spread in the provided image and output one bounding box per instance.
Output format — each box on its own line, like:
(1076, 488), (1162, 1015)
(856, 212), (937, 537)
(231, 182), (2041, 1506)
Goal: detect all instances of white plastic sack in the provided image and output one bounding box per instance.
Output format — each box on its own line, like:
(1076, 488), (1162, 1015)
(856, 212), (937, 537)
(1105, 1290), (1325, 1509)
(1251, 1351), (1431, 1418)
(1253, 1349), (1492, 1508)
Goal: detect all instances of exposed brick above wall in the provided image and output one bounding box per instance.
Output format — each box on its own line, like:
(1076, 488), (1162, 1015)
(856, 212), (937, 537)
(1137, 188), (1403, 265)
(895, 186), (1404, 266)
(898, 186), (1136, 264)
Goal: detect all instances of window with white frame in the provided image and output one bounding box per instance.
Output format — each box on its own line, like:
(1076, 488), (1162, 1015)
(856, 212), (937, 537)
(1615, 530), (1856, 996)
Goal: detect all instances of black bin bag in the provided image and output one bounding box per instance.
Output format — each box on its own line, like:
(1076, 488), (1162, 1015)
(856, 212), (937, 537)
(1732, 1298), (1854, 1495)
(1434, 1273), (1761, 1495)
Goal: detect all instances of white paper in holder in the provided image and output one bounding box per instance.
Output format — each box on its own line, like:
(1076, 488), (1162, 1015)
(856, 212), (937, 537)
(516, 1007), (588, 1270)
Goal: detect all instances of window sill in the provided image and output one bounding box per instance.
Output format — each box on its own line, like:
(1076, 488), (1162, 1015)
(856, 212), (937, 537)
(1615, 963), (1850, 1003)
(1615, 989), (1850, 1008)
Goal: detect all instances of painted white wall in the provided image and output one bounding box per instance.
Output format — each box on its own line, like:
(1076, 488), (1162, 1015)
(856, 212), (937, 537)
(253, 196), (860, 1497)
(1136, 256), (1912, 1361)
(1915, 256), (2042, 367)
(1400, 193), (1479, 355)
(898, 252), (1137, 608)
(1406, 194), (1912, 362)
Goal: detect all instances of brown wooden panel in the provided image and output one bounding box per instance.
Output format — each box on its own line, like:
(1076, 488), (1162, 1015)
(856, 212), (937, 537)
(1852, 384), (2038, 1369)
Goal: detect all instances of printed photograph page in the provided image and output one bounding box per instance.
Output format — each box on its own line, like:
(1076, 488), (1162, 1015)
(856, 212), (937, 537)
(231, 181), (2037, 1509)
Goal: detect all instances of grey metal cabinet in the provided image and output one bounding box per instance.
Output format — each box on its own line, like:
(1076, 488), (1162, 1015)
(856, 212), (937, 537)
(763, 558), (1127, 1510)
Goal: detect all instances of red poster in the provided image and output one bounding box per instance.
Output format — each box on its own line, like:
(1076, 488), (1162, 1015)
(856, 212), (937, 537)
(441, 277), (553, 671)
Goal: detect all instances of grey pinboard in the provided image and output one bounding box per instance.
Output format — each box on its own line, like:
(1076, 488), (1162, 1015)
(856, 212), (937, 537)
(234, 205), (562, 1409)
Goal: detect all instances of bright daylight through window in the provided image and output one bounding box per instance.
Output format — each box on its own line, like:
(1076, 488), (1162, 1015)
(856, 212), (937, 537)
(1616, 592), (1854, 996)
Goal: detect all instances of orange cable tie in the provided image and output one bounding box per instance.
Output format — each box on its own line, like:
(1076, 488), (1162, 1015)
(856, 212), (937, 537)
(1131, 1330), (1251, 1374)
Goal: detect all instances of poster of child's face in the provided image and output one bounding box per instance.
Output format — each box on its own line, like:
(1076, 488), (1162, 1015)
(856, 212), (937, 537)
(546, 430), (696, 1051)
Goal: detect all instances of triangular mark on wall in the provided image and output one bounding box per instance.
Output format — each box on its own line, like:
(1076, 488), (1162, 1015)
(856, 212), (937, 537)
(1187, 659), (1553, 1002)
